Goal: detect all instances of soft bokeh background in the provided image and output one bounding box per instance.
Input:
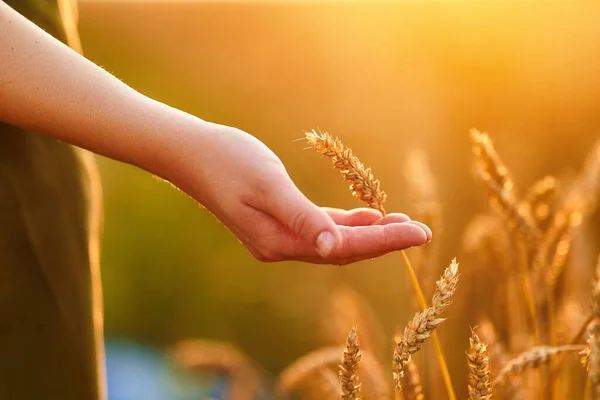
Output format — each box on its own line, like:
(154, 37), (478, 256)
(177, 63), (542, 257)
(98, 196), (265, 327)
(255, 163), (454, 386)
(77, 0), (600, 397)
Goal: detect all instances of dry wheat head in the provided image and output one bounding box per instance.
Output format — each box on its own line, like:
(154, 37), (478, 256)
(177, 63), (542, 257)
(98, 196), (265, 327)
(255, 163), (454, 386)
(305, 129), (387, 214)
(339, 327), (362, 400)
(467, 329), (492, 400)
(393, 259), (460, 390)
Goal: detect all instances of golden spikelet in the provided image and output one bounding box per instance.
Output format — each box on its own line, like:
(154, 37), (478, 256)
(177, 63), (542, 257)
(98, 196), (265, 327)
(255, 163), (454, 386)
(492, 345), (585, 387)
(393, 259), (460, 389)
(304, 129), (387, 214)
(467, 329), (492, 400)
(339, 327), (362, 400)
(470, 129), (540, 241)
(170, 339), (262, 400)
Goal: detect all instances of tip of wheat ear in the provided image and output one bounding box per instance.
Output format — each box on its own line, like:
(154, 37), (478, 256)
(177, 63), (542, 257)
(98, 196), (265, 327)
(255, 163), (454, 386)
(304, 129), (387, 215)
(393, 259), (460, 390)
(467, 329), (492, 400)
(340, 326), (362, 400)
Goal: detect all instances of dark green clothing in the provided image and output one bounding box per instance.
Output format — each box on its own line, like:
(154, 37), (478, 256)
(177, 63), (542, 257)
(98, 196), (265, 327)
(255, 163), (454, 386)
(0, 1), (104, 398)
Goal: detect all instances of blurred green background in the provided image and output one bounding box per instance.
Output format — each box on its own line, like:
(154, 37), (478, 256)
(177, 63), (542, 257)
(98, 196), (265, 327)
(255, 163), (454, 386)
(77, 0), (600, 396)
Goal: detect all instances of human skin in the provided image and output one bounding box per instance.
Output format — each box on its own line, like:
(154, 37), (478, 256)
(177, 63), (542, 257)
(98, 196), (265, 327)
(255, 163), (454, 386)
(0, 1), (432, 265)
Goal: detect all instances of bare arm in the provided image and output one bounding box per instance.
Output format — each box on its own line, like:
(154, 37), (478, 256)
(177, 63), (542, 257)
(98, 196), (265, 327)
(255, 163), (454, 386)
(0, 0), (195, 176)
(0, 1), (432, 264)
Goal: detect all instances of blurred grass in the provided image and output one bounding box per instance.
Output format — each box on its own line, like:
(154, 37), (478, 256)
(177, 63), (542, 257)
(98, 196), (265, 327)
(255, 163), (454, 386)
(78, 1), (600, 396)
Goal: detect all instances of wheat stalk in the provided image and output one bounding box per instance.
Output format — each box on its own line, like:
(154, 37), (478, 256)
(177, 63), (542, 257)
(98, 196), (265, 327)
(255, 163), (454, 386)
(492, 345), (585, 387)
(467, 328), (493, 400)
(393, 259), (460, 391)
(304, 129), (456, 400)
(339, 327), (362, 400)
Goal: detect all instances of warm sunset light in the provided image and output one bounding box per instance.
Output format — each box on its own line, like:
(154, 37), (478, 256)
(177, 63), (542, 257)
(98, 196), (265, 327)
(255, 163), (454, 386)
(3, 0), (600, 398)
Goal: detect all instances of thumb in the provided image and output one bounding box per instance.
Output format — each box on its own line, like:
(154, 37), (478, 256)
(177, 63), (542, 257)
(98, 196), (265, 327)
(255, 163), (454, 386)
(265, 179), (341, 257)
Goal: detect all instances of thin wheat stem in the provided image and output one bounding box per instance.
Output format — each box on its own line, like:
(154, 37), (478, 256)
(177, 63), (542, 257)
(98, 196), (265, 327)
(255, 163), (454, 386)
(400, 250), (456, 400)
(395, 388), (402, 400)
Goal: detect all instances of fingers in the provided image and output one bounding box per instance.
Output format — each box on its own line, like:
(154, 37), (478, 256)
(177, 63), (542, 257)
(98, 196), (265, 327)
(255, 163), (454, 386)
(261, 180), (341, 257)
(249, 218), (429, 263)
(334, 222), (429, 259)
(323, 207), (410, 226)
(296, 222), (429, 264)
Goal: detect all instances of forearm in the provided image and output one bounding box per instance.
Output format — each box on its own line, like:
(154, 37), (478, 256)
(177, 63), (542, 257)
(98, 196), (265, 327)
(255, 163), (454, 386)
(0, 0), (203, 179)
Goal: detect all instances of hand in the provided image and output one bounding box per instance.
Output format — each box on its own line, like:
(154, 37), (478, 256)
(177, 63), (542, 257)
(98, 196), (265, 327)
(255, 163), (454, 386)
(170, 123), (432, 265)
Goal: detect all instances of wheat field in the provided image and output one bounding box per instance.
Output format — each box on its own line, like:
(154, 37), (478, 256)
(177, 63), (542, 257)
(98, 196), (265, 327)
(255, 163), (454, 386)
(168, 129), (600, 399)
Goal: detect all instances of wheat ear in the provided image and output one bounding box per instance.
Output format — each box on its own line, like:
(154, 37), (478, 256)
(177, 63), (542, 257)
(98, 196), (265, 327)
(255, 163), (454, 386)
(393, 259), (459, 391)
(305, 129), (456, 400)
(493, 345), (585, 387)
(305, 129), (387, 213)
(339, 327), (362, 400)
(467, 328), (493, 400)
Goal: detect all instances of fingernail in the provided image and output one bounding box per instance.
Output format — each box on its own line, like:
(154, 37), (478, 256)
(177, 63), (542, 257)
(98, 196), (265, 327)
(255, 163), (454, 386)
(423, 226), (433, 240)
(316, 231), (336, 258)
